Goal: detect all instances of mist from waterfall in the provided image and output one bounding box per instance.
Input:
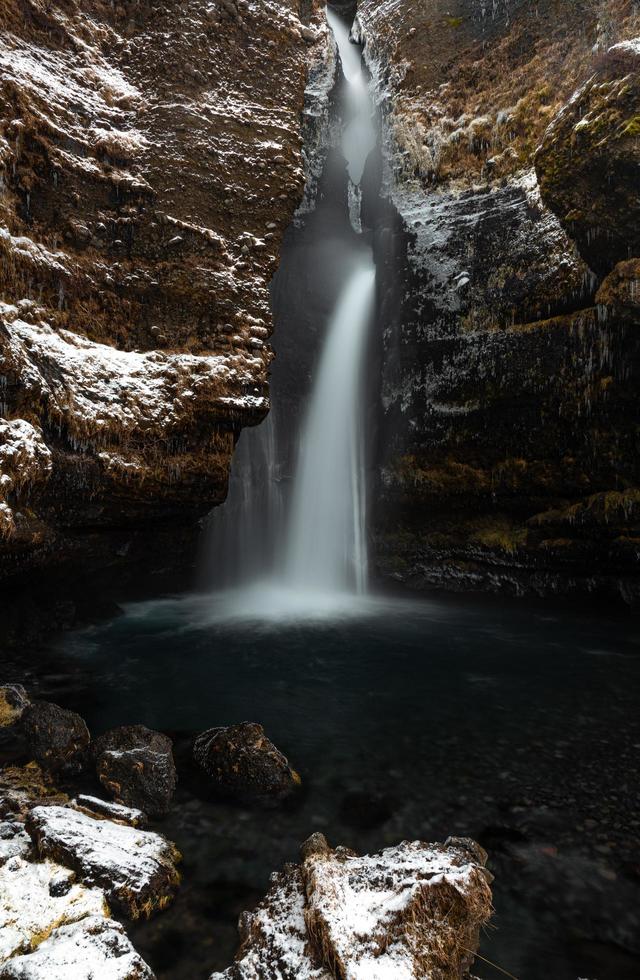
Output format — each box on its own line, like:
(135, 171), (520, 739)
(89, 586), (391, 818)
(205, 5), (377, 617)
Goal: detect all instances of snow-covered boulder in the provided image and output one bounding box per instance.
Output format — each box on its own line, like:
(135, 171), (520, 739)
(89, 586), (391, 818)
(211, 833), (492, 979)
(25, 806), (181, 919)
(0, 915), (155, 980)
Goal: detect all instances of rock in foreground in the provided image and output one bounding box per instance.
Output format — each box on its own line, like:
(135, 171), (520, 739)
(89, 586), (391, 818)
(93, 725), (177, 818)
(211, 833), (492, 979)
(0, 915), (155, 980)
(194, 722), (300, 803)
(25, 805), (181, 918)
(23, 702), (90, 777)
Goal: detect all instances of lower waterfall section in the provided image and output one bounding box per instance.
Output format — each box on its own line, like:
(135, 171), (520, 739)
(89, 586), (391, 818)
(284, 258), (375, 596)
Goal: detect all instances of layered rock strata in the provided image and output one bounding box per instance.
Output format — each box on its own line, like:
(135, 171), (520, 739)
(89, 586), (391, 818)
(355, 0), (640, 602)
(0, 0), (327, 578)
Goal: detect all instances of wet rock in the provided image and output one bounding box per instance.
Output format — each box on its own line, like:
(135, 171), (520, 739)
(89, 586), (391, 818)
(211, 833), (492, 979)
(536, 39), (640, 276)
(93, 726), (177, 818)
(23, 702), (90, 777)
(193, 722), (300, 803)
(0, 856), (106, 961)
(0, 687), (29, 729)
(0, 915), (156, 980)
(25, 805), (181, 919)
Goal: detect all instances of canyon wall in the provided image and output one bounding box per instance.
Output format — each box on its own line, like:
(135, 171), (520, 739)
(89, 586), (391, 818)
(357, 0), (640, 602)
(0, 0), (326, 580)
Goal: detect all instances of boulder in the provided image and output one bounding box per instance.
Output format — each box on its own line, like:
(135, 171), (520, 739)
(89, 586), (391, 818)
(25, 805), (181, 919)
(93, 725), (177, 818)
(22, 702), (90, 777)
(193, 722), (300, 803)
(0, 687), (29, 729)
(0, 915), (155, 980)
(210, 834), (492, 979)
(536, 39), (640, 275)
(596, 258), (640, 321)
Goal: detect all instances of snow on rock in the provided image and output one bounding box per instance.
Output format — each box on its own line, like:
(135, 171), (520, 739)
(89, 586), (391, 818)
(0, 824), (31, 868)
(25, 805), (181, 919)
(73, 796), (147, 829)
(0, 915), (155, 980)
(210, 864), (332, 980)
(0, 419), (52, 538)
(0, 856), (107, 962)
(211, 834), (492, 979)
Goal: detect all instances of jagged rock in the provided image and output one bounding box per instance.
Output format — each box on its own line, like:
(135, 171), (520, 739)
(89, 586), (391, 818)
(211, 834), (492, 979)
(74, 795), (147, 828)
(23, 702), (90, 777)
(0, 915), (155, 980)
(0, 856), (106, 961)
(536, 39), (640, 276)
(193, 722), (300, 802)
(0, 686), (29, 729)
(25, 805), (181, 919)
(93, 725), (176, 818)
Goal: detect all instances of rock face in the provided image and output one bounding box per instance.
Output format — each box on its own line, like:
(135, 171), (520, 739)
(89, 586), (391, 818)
(352, 0), (640, 603)
(23, 702), (90, 777)
(193, 721), (300, 803)
(0, 0), (326, 579)
(25, 804), (181, 918)
(211, 833), (492, 979)
(93, 725), (176, 818)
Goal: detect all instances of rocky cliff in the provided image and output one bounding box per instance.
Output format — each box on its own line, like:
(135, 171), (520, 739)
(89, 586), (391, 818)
(355, 0), (640, 603)
(0, 0), (326, 579)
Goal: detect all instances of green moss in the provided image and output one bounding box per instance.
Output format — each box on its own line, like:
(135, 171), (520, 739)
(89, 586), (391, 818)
(445, 16), (464, 28)
(621, 115), (640, 136)
(468, 517), (528, 554)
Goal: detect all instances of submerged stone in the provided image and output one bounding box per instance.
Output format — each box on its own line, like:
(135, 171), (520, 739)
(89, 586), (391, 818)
(23, 702), (90, 777)
(193, 722), (300, 803)
(93, 725), (177, 818)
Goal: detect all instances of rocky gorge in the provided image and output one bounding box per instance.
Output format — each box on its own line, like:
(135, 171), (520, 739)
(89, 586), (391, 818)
(1, 0), (639, 607)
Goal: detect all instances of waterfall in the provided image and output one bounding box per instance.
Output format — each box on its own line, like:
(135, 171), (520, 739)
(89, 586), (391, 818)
(206, 5), (377, 615)
(284, 259), (375, 595)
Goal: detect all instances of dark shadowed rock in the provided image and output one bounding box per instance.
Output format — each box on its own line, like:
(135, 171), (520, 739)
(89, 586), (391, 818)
(93, 726), (177, 819)
(193, 722), (300, 803)
(0, 686), (30, 729)
(23, 702), (90, 777)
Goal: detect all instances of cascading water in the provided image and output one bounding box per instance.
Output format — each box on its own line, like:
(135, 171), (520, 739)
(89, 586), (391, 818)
(206, 4), (377, 615)
(284, 259), (375, 595)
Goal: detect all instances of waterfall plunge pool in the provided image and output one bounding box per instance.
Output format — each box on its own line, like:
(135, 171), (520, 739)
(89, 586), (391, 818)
(5, 588), (638, 980)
